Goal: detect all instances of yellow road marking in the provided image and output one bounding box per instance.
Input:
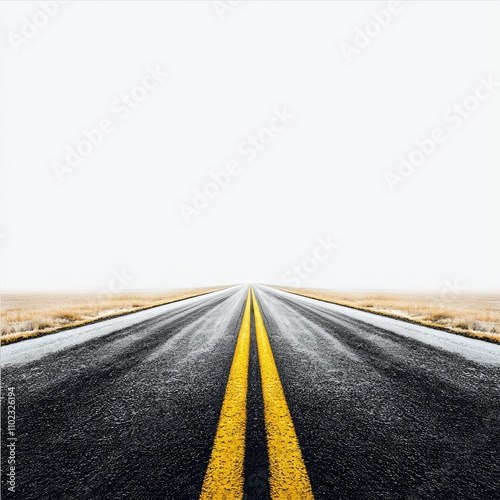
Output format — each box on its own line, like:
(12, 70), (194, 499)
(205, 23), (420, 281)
(199, 288), (252, 500)
(252, 289), (315, 500)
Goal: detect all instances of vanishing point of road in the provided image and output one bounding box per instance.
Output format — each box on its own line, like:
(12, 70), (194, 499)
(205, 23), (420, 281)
(2, 285), (500, 499)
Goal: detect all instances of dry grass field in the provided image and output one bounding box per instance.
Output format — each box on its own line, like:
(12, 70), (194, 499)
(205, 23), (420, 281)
(276, 287), (500, 344)
(0, 287), (227, 345)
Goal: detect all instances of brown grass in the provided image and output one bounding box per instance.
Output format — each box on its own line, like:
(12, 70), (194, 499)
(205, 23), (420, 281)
(0, 287), (228, 345)
(274, 287), (500, 344)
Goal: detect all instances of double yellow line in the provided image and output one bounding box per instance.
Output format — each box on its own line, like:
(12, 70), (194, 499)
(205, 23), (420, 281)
(200, 287), (314, 500)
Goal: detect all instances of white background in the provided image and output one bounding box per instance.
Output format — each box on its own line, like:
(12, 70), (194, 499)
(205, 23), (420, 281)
(1, 0), (499, 292)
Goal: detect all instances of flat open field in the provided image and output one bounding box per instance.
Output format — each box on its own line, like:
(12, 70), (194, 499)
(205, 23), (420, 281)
(275, 287), (500, 344)
(0, 287), (226, 344)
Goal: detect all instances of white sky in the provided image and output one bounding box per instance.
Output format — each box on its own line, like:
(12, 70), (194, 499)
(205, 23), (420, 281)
(1, 1), (499, 292)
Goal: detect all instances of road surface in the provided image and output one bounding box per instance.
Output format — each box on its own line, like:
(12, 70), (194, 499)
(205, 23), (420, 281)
(2, 285), (500, 499)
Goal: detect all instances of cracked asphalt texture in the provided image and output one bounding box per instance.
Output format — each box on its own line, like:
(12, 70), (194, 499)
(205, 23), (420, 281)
(2, 285), (499, 499)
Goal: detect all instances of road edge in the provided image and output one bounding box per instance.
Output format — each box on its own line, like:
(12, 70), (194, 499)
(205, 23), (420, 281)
(268, 286), (500, 345)
(1, 286), (235, 347)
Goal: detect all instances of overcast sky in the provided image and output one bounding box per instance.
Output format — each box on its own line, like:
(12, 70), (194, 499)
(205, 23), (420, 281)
(1, 1), (499, 292)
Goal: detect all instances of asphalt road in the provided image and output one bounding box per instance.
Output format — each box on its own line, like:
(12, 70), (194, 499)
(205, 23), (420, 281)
(2, 285), (500, 499)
